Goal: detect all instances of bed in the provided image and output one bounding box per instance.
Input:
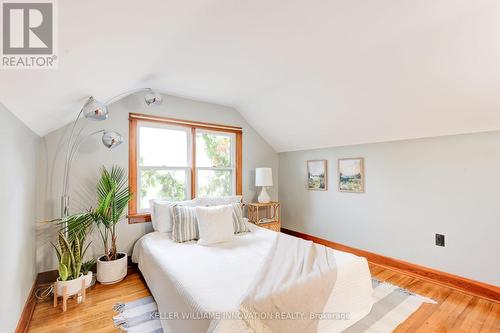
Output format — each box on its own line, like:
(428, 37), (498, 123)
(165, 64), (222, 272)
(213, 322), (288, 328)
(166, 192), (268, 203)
(132, 224), (373, 333)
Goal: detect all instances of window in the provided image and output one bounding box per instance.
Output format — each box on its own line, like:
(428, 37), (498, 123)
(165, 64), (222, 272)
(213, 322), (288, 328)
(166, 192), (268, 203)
(138, 124), (191, 209)
(128, 113), (242, 223)
(196, 130), (236, 198)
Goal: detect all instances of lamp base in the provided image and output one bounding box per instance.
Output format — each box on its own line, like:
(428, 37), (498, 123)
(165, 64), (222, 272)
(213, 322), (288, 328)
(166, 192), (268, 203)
(258, 187), (271, 203)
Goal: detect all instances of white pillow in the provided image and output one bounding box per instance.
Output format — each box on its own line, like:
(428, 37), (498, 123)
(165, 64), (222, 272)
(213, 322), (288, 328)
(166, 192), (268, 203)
(195, 195), (242, 207)
(196, 205), (235, 245)
(149, 199), (196, 233)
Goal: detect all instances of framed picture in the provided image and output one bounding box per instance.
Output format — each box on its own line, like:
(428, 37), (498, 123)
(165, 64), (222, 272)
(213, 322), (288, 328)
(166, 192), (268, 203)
(338, 158), (365, 193)
(307, 160), (327, 190)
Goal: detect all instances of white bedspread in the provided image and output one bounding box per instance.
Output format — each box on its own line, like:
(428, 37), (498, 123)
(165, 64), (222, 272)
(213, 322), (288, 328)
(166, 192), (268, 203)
(132, 225), (373, 333)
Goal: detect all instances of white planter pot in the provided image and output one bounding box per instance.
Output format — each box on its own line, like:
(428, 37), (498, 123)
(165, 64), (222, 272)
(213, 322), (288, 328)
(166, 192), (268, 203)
(56, 275), (83, 296)
(97, 252), (127, 284)
(83, 271), (93, 288)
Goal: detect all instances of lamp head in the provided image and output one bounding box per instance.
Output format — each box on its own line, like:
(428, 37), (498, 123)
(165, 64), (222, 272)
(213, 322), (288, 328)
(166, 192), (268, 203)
(102, 131), (123, 148)
(144, 89), (162, 106)
(255, 168), (273, 187)
(83, 96), (108, 120)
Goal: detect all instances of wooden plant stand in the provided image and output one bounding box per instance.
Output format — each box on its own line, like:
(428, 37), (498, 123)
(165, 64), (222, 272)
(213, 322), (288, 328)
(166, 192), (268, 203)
(53, 279), (86, 312)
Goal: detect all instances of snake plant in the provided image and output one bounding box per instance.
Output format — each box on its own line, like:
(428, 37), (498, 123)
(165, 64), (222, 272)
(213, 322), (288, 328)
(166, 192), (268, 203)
(52, 230), (90, 281)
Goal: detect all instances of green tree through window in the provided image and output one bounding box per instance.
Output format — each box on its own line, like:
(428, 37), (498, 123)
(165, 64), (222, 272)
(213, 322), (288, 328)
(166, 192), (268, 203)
(141, 168), (186, 201)
(140, 133), (233, 203)
(197, 133), (233, 197)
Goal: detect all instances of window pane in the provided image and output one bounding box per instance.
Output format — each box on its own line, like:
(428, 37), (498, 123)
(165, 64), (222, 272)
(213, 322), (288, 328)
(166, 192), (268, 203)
(140, 169), (187, 209)
(197, 169), (233, 197)
(140, 126), (188, 166)
(196, 132), (232, 167)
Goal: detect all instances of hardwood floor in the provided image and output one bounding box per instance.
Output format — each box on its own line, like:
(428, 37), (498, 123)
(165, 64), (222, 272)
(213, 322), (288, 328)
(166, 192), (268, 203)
(28, 269), (150, 333)
(369, 265), (499, 332)
(28, 264), (499, 333)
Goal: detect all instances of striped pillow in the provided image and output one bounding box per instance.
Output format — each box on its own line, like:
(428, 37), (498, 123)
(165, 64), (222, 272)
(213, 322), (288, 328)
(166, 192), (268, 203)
(231, 203), (250, 233)
(171, 205), (199, 242)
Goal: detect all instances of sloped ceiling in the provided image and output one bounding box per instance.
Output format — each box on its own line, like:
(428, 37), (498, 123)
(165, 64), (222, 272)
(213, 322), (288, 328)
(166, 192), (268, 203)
(1, 0), (500, 152)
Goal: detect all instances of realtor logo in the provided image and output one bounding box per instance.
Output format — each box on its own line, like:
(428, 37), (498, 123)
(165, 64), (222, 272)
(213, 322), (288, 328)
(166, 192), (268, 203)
(1, 0), (57, 69)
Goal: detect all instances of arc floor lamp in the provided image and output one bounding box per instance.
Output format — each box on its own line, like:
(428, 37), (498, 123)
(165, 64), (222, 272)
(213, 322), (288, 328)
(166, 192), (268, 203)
(61, 88), (163, 220)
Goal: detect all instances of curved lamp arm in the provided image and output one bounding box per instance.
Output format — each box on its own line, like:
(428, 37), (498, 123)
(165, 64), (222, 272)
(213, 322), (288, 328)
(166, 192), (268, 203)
(104, 87), (153, 105)
(61, 129), (105, 218)
(61, 103), (87, 202)
(61, 88), (160, 221)
(63, 130), (105, 196)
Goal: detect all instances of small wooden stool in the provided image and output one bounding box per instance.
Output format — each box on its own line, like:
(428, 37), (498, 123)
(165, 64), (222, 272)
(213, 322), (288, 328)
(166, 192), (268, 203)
(53, 279), (86, 312)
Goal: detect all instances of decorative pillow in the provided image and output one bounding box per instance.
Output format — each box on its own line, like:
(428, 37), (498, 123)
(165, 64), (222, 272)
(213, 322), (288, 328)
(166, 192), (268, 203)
(149, 199), (196, 233)
(195, 205), (235, 245)
(195, 195), (242, 207)
(170, 205), (199, 242)
(230, 203), (250, 233)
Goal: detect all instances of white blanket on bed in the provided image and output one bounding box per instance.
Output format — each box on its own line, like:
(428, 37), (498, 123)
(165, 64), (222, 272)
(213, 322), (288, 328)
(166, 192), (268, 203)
(132, 225), (373, 333)
(236, 233), (338, 332)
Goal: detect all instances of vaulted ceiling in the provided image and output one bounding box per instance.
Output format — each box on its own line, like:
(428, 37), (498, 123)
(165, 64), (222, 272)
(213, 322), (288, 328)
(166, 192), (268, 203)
(1, 0), (500, 152)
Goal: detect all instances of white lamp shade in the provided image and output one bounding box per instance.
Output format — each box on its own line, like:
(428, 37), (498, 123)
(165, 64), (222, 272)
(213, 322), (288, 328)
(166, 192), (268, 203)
(255, 168), (273, 187)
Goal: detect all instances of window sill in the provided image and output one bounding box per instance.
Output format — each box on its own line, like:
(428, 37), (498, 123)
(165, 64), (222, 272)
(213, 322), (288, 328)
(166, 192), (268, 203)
(128, 213), (151, 224)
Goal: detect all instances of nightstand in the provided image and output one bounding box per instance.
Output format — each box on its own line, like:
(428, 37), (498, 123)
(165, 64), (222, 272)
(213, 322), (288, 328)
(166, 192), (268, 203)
(247, 202), (281, 232)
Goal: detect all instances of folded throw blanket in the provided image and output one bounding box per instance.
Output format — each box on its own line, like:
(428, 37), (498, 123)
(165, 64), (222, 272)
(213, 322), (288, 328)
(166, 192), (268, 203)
(238, 232), (338, 333)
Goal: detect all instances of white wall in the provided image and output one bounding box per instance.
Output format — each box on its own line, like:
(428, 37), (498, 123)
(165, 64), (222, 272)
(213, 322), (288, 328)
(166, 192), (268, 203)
(279, 131), (500, 286)
(0, 103), (40, 333)
(37, 93), (278, 272)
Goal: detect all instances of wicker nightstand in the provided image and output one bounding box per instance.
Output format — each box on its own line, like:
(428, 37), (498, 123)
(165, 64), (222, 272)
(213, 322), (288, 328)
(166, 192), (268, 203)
(247, 202), (281, 232)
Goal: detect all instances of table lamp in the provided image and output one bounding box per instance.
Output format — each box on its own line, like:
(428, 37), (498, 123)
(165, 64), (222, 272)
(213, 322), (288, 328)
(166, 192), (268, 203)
(255, 168), (273, 203)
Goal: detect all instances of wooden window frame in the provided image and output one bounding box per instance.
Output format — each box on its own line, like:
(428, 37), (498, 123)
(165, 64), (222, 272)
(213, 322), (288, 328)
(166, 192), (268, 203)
(128, 113), (243, 224)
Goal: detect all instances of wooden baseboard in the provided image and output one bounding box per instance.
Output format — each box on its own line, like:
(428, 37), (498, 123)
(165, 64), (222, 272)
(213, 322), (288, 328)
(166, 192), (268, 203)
(15, 270), (58, 333)
(281, 228), (500, 303)
(14, 279), (37, 333)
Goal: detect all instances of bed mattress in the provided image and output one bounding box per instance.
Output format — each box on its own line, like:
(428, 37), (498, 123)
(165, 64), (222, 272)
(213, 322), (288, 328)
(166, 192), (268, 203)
(132, 225), (373, 333)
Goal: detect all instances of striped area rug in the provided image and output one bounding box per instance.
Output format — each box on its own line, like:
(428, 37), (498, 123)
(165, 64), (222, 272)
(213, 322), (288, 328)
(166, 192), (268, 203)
(113, 279), (436, 332)
(342, 279), (436, 332)
(113, 296), (163, 333)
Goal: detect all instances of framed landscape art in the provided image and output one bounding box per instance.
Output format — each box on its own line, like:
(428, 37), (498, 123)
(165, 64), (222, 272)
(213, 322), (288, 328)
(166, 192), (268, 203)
(307, 160), (327, 190)
(338, 158), (365, 193)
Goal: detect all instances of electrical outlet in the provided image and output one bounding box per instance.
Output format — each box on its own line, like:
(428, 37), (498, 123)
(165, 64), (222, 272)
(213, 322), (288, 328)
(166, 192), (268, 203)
(435, 234), (445, 247)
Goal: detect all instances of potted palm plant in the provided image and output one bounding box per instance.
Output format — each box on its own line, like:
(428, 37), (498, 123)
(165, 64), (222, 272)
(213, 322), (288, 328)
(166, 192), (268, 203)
(64, 166), (132, 284)
(94, 166), (132, 284)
